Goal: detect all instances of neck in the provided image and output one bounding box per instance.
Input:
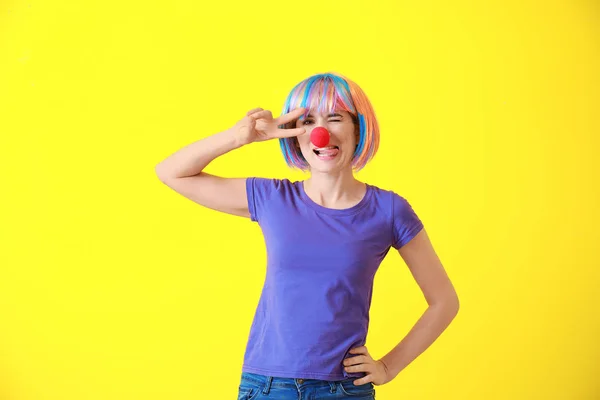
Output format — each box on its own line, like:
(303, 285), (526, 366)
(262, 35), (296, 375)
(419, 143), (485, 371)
(303, 169), (366, 209)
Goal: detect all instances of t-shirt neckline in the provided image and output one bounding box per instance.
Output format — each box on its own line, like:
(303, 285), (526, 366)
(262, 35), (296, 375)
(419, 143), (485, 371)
(298, 180), (372, 216)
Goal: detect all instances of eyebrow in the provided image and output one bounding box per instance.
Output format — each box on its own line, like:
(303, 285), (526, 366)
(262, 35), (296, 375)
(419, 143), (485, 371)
(305, 113), (343, 118)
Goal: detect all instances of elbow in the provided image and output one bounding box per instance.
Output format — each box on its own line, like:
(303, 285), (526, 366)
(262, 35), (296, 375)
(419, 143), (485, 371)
(431, 291), (460, 318)
(448, 293), (460, 318)
(445, 289), (460, 315)
(451, 295), (460, 317)
(155, 164), (171, 182)
(443, 283), (460, 316)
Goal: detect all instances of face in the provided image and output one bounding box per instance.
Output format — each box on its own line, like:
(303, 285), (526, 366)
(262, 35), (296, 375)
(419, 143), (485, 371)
(294, 109), (360, 173)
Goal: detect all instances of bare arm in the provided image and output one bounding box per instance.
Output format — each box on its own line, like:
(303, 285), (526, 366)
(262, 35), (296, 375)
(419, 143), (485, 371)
(379, 228), (459, 380)
(154, 107), (306, 218)
(341, 228), (459, 387)
(155, 127), (251, 218)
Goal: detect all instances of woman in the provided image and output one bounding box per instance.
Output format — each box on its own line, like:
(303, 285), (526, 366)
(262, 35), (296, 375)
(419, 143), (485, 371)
(155, 72), (459, 399)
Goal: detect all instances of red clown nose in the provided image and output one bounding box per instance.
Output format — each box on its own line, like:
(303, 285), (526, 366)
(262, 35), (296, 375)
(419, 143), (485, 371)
(310, 127), (330, 148)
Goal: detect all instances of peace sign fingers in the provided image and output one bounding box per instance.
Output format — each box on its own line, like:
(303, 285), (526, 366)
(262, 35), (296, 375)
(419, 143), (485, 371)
(274, 107), (307, 126)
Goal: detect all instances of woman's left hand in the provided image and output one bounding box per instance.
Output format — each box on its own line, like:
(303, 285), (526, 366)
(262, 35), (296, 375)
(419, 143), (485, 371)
(343, 345), (393, 386)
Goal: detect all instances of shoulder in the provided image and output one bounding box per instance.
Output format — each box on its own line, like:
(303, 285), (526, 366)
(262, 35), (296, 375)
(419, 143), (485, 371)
(365, 182), (423, 248)
(246, 177), (299, 206)
(386, 189), (423, 249)
(366, 183), (414, 209)
(364, 182), (405, 208)
(246, 177), (298, 222)
(246, 177), (297, 194)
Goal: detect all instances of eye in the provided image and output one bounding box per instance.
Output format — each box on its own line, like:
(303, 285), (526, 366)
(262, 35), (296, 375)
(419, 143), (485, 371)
(302, 119), (341, 125)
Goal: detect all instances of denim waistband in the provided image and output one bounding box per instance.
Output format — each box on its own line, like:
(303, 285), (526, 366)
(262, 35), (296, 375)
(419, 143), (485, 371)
(241, 371), (350, 390)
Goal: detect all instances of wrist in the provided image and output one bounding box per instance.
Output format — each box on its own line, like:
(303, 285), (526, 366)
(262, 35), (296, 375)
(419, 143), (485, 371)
(225, 127), (247, 149)
(379, 358), (395, 380)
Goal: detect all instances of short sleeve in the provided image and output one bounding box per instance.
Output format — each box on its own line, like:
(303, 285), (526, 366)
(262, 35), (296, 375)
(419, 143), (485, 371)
(391, 192), (424, 249)
(246, 177), (277, 223)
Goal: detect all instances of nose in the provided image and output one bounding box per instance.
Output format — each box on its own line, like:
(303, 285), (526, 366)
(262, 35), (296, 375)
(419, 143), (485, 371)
(310, 126), (330, 147)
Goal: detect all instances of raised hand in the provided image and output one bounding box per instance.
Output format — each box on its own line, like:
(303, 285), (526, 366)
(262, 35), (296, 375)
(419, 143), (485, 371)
(233, 107), (307, 146)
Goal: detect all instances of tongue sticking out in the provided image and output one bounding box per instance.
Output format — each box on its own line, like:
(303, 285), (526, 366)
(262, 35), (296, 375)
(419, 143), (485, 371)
(310, 127), (330, 148)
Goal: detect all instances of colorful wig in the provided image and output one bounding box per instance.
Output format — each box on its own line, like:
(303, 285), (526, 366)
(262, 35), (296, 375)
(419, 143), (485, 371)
(278, 72), (380, 172)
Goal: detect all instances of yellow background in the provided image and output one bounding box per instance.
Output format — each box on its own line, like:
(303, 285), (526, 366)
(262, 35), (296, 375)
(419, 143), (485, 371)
(1, 0), (598, 399)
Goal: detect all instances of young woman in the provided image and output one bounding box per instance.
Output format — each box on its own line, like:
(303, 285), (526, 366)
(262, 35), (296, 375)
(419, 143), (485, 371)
(155, 72), (459, 400)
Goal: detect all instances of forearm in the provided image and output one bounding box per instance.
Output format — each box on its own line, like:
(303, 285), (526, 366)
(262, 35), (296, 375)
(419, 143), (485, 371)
(380, 301), (459, 380)
(155, 127), (242, 180)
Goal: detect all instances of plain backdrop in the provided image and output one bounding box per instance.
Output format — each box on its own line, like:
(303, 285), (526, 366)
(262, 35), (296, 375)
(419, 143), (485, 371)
(0, 1), (598, 399)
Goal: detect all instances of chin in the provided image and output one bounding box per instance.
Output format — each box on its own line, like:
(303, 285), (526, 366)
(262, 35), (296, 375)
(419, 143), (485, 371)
(307, 159), (348, 174)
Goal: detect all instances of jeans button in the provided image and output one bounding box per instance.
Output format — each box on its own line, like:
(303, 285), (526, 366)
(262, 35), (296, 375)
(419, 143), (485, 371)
(297, 378), (304, 384)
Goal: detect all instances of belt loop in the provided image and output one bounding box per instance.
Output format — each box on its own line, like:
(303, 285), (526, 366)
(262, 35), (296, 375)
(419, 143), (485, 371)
(262, 376), (273, 394)
(329, 381), (337, 393)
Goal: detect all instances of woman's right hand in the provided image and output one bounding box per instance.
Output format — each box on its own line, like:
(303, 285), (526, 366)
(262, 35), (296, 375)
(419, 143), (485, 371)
(232, 107), (307, 146)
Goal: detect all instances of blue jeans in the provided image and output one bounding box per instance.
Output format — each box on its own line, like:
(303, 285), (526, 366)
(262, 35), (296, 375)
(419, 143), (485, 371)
(237, 372), (376, 399)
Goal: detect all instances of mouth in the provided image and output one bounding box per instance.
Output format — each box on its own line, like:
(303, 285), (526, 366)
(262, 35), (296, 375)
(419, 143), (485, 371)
(312, 145), (340, 160)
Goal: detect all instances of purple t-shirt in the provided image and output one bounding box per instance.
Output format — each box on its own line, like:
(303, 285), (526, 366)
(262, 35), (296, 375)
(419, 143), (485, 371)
(242, 177), (424, 381)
